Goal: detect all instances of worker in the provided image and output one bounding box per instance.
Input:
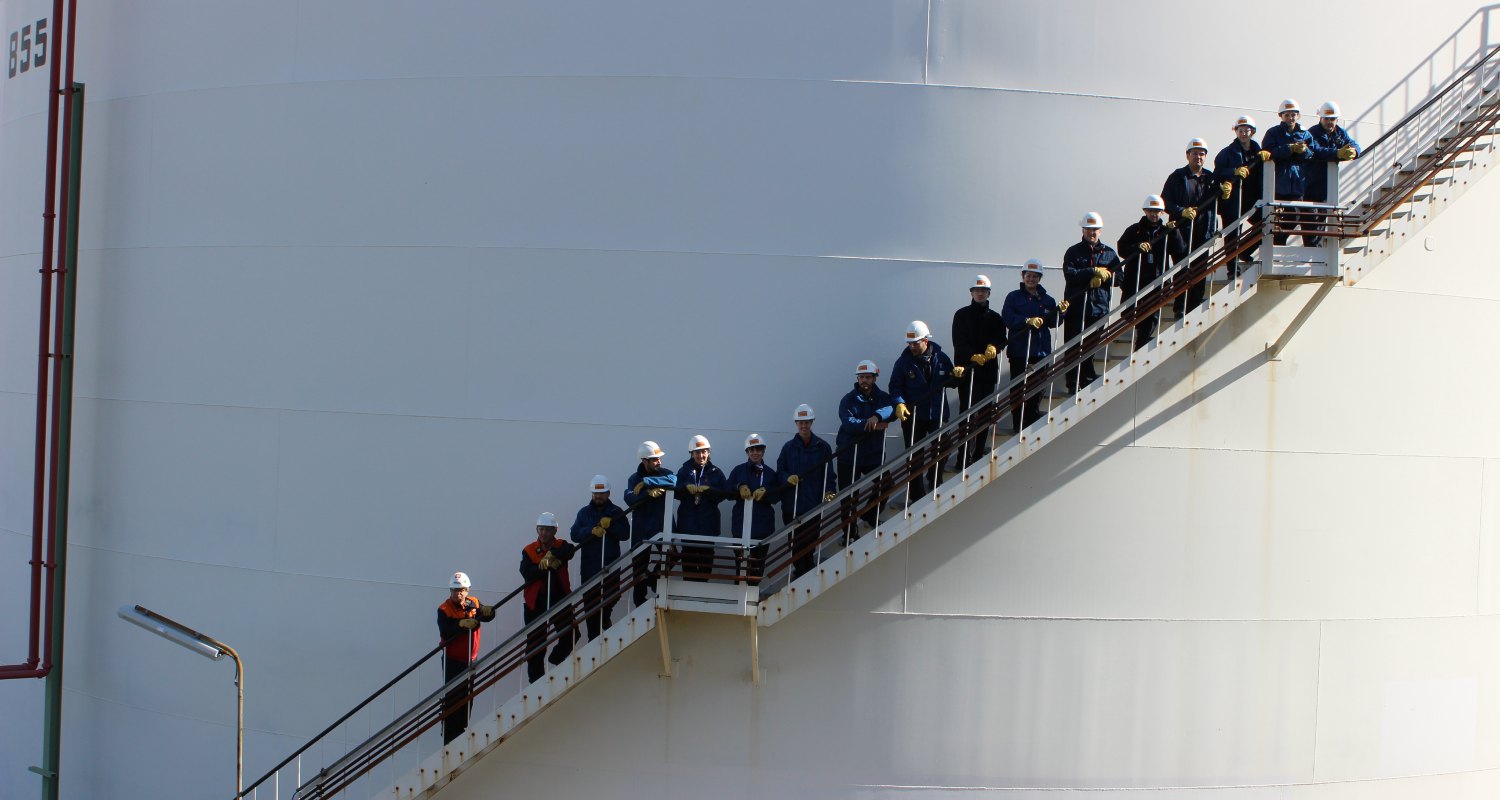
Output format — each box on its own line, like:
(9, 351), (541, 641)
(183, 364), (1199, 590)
(436, 571), (493, 744)
(1261, 98), (1316, 245)
(888, 321), (964, 502)
(727, 433), (783, 581)
(1116, 195), (1186, 349)
(1161, 138), (1219, 315)
(674, 434), (727, 581)
(777, 404), (837, 580)
(519, 512), (577, 683)
(1214, 114), (1264, 266)
(1061, 212), (1121, 392)
(950, 274), (1006, 465)
(568, 475), (630, 641)
(1304, 101), (1361, 247)
(1001, 259), (1065, 431)
(624, 441), (676, 605)
(836, 360), (894, 536)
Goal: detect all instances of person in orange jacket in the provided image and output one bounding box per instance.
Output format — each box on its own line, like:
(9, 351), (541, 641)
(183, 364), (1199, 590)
(519, 512), (576, 683)
(436, 570), (493, 744)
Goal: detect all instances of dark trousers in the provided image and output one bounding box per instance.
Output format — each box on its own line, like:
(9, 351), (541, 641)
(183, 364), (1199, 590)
(1120, 284), (1159, 350)
(1220, 204), (1262, 269)
(1063, 308), (1102, 392)
(631, 544), (655, 606)
(680, 541), (716, 582)
(1008, 355), (1046, 431)
(441, 656), (472, 745)
(956, 366), (999, 465)
(523, 599), (575, 683)
(789, 516), (819, 579)
(1173, 225), (1216, 315)
(1272, 193), (1303, 245)
(837, 458), (882, 535)
(898, 416), (943, 501)
(579, 568), (618, 641)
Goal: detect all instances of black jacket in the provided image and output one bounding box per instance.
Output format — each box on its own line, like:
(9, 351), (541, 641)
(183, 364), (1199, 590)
(1116, 216), (1187, 295)
(951, 300), (1006, 374)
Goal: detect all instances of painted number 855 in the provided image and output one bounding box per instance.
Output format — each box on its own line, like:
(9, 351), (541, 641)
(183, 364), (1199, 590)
(8, 18), (48, 79)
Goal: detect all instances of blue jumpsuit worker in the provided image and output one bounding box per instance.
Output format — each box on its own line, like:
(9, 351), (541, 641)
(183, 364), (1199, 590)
(519, 513), (576, 683)
(436, 570), (492, 745)
(837, 360), (894, 535)
(624, 440), (677, 605)
(777, 404), (837, 580)
(568, 475), (630, 641)
(1261, 98), (1317, 245)
(674, 434), (727, 581)
(727, 433), (783, 581)
(1061, 212), (1121, 392)
(1162, 138), (1220, 315)
(1214, 114), (1265, 266)
(1116, 195), (1187, 350)
(889, 320), (964, 503)
(950, 274), (1007, 465)
(1304, 101), (1361, 247)
(1001, 259), (1064, 431)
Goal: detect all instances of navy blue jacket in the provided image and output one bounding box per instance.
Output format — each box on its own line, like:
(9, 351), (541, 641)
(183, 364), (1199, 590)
(1116, 217), (1187, 294)
(1213, 138), (1264, 221)
(1304, 123), (1360, 202)
(1062, 239), (1123, 320)
(673, 459), (727, 536)
(836, 384), (894, 468)
(1261, 122), (1316, 198)
(1161, 166), (1220, 244)
(623, 464), (677, 542)
(727, 461), (782, 539)
(1001, 284), (1061, 360)
(776, 434), (837, 521)
(568, 499), (631, 578)
(889, 342), (958, 423)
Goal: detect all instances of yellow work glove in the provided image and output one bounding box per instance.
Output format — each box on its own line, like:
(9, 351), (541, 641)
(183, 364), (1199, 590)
(751, 487), (767, 502)
(1089, 277), (1102, 288)
(633, 481), (645, 494)
(1165, 219), (1177, 229)
(1026, 317), (1043, 329)
(686, 483), (706, 495)
(823, 491), (836, 503)
(1290, 141), (1307, 155)
(739, 484), (752, 500)
(983, 344), (997, 361)
(479, 604), (496, 621)
(951, 365), (965, 379)
(1181, 206), (1198, 221)
(894, 403), (911, 421)
(599, 516), (611, 529)
(1337, 145), (1357, 161)
(1058, 300), (1070, 313)
(1219, 181), (1233, 200)
(970, 352), (987, 366)
(1233, 166), (1250, 179)
(786, 474), (800, 487)
(647, 487), (665, 499)
(540, 552), (560, 570)
(1138, 241), (1152, 253)
(591, 525), (606, 538)
(1258, 150), (1272, 162)
(458, 618), (479, 630)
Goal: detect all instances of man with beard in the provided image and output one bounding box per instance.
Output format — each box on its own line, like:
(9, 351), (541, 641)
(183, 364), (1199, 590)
(1304, 101), (1360, 247)
(1061, 212), (1121, 392)
(1162, 138), (1219, 315)
(1001, 259), (1065, 431)
(624, 440), (676, 605)
(519, 513), (576, 683)
(568, 475), (630, 641)
(1214, 114), (1264, 266)
(889, 320), (964, 502)
(674, 434), (727, 581)
(836, 359), (894, 535)
(950, 274), (1006, 465)
(1116, 195), (1186, 350)
(777, 404), (837, 580)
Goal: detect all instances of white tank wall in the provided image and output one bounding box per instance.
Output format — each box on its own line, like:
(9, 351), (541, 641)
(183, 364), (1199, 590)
(0, 0), (1495, 797)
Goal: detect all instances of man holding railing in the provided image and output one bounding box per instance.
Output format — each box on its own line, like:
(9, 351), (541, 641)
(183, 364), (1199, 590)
(624, 441), (677, 605)
(729, 433), (784, 582)
(1061, 212), (1120, 392)
(836, 360), (894, 536)
(674, 435), (727, 581)
(951, 275), (1006, 466)
(1117, 195), (1186, 350)
(519, 513), (576, 683)
(1304, 101), (1361, 247)
(568, 476), (630, 642)
(436, 571), (492, 745)
(889, 321), (964, 503)
(1214, 114), (1265, 267)
(778, 404), (837, 580)
(1162, 138), (1220, 315)
(1001, 260), (1064, 431)
(1261, 98), (1317, 244)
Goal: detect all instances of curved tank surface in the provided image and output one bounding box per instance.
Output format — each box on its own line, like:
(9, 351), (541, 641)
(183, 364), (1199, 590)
(2, 1), (1499, 797)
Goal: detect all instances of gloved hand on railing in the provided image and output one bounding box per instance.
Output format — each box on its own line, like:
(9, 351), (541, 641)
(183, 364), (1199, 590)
(786, 474), (800, 487)
(1338, 145), (1357, 161)
(647, 488), (665, 499)
(1026, 317), (1043, 329)
(458, 618), (480, 630)
(686, 483), (706, 495)
(1138, 241), (1152, 253)
(951, 365), (965, 378)
(1290, 142), (1308, 155)
(591, 525), (606, 538)
(1258, 150), (1272, 162)
(539, 552), (561, 570)
(894, 403), (911, 421)
(1219, 181), (1233, 200)
(1058, 300), (1070, 313)
(1089, 277), (1102, 288)
(1234, 166), (1250, 179)
(1094, 267), (1112, 281)
(983, 344), (997, 361)
(739, 484), (752, 500)
(633, 481), (645, 495)
(1165, 219), (1177, 229)
(751, 487), (767, 502)
(1181, 206), (1198, 221)
(599, 517), (611, 529)
(970, 352), (987, 366)
(823, 491), (836, 503)
(479, 604), (496, 621)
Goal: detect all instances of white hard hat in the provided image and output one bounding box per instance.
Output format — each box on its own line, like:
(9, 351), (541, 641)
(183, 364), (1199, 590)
(1185, 137), (1209, 153)
(637, 440), (665, 460)
(1317, 100), (1340, 119)
(855, 359), (879, 376)
(589, 474), (611, 493)
(792, 403), (815, 422)
(1279, 98), (1301, 114)
(1142, 194), (1166, 212)
(744, 433), (767, 450)
(688, 434), (711, 452)
(972, 274), (992, 289)
(536, 512), (558, 528)
(1021, 258), (1045, 276)
(1079, 212), (1104, 229)
(904, 320), (931, 343)
(448, 571), (471, 590)
(1233, 114), (1258, 133)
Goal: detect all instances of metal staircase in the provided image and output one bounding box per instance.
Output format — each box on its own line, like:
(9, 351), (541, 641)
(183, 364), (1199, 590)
(239, 32), (1500, 800)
